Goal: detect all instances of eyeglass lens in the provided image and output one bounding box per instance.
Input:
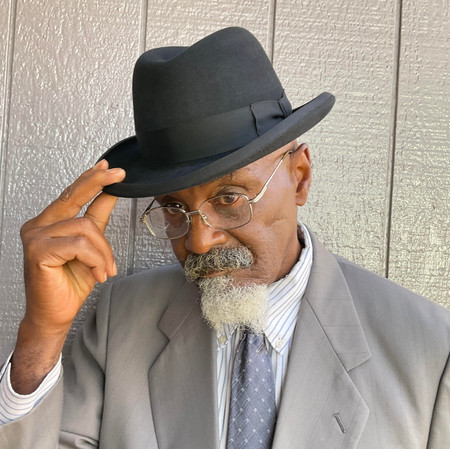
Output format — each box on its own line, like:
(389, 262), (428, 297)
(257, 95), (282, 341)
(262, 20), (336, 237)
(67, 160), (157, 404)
(142, 149), (293, 240)
(143, 194), (252, 239)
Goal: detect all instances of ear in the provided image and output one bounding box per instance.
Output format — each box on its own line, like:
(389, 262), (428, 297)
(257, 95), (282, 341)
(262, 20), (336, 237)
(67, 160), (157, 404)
(290, 143), (311, 206)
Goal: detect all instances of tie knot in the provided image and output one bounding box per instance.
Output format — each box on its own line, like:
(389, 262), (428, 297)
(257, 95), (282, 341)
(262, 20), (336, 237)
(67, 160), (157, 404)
(242, 329), (265, 352)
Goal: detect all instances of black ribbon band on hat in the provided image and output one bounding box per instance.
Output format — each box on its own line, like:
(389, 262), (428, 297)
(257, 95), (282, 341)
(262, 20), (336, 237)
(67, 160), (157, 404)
(140, 92), (292, 167)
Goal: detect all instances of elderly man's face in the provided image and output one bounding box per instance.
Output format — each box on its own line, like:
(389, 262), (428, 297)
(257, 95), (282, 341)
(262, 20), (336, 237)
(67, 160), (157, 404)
(159, 141), (311, 287)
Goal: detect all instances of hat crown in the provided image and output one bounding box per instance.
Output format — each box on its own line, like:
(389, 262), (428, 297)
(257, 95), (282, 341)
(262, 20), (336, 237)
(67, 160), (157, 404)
(100, 27), (335, 198)
(133, 28), (284, 148)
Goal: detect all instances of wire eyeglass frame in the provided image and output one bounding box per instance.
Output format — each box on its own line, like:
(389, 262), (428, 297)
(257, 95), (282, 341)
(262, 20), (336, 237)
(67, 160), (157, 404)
(140, 149), (294, 240)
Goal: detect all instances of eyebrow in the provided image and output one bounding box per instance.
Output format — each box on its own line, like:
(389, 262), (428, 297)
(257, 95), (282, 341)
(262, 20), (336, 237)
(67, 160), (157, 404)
(220, 165), (255, 183)
(217, 171), (259, 191)
(156, 166), (260, 205)
(222, 172), (236, 182)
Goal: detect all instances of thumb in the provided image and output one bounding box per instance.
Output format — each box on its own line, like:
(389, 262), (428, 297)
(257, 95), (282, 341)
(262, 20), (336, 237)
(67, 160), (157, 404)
(84, 192), (119, 233)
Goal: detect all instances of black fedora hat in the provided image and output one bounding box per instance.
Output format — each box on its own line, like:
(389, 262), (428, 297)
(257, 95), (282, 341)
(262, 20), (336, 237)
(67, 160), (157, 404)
(100, 27), (335, 198)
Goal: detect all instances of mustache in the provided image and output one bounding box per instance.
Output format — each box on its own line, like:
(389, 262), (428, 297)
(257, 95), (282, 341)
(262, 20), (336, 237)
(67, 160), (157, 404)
(184, 247), (254, 282)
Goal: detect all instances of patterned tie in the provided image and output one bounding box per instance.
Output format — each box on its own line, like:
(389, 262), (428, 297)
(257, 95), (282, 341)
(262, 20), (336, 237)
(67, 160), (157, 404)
(226, 329), (277, 449)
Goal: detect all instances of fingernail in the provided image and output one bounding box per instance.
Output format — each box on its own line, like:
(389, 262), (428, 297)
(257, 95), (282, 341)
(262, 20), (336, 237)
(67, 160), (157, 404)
(94, 159), (108, 169)
(107, 168), (126, 176)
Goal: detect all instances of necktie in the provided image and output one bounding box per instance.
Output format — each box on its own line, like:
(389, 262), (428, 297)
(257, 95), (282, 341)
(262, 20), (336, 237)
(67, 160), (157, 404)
(226, 329), (277, 449)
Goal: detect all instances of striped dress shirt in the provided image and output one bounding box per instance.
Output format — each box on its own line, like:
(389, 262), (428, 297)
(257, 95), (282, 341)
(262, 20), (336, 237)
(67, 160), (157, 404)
(217, 224), (313, 448)
(0, 225), (313, 442)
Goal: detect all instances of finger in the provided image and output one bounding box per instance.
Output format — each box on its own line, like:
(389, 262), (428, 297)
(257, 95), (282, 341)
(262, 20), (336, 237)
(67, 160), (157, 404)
(32, 161), (126, 227)
(28, 235), (109, 284)
(84, 192), (119, 234)
(24, 217), (117, 277)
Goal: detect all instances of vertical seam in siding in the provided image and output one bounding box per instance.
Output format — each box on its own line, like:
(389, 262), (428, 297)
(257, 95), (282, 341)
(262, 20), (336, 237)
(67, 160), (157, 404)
(0, 0), (18, 259)
(268, 0), (277, 63)
(139, 0), (149, 52)
(384, 0), (403, 279)
(126, 0), (149, 275)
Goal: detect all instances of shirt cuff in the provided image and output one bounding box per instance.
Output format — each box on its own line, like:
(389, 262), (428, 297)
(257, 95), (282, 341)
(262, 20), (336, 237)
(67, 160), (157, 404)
(0, 352), (61, 425)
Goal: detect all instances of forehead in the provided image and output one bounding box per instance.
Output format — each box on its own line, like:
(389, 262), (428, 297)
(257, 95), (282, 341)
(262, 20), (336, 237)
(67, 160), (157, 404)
(159, 155), (273, 200)
(157, 142), (296, 201)
(219, 158), (266, 184)
(200, 144), (292, 187)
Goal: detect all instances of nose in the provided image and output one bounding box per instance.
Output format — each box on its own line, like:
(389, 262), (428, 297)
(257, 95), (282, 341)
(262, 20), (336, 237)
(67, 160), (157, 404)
(184, 213), (228, 254)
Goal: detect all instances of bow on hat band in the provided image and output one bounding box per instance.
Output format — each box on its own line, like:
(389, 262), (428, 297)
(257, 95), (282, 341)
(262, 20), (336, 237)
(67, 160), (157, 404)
(138, 92), (293, 167)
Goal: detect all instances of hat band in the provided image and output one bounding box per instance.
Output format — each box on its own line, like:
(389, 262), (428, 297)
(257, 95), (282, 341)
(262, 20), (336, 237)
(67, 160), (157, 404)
(139, 92), (292, 167)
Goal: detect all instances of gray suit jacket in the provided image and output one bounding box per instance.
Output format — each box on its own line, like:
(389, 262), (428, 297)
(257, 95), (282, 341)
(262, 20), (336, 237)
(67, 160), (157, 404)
(1, 234), (449, 448)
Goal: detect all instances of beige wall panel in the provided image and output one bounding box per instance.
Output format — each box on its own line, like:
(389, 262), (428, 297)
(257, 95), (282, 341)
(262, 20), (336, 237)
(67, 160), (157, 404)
(0, 0), (20, 359)
(0, 0), (11, 125)
(274, 0), (397, 276)
(146, 0), (272, 50)
(0, 0), (141, 359)
(389, 1), (449, 307)
(132, 0), (273, 271)
(0, 0), (12, 186)
(1, 0), (447, 361)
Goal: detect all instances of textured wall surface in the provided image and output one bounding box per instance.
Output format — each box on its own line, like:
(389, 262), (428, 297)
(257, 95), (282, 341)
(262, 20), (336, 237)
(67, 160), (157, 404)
(0, 1), (10, 167)
(389, 0), (450, 304)
(275, 0), (397, 276)
(0, 0), (448, 360)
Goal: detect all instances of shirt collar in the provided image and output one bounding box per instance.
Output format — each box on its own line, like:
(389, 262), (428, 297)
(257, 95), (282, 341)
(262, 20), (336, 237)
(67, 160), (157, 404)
(265, 223), (313, 354)
(216, 223), (314, 352)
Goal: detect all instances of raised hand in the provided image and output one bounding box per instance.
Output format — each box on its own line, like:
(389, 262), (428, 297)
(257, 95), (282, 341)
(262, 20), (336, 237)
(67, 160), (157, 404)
(11, 160), (126, 393)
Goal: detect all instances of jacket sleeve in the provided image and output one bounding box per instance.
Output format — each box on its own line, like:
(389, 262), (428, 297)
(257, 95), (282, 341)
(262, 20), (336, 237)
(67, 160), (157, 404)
(58, 283), (115, 448)
(0, 281), (114, 449)
(0, 376), (63, 448)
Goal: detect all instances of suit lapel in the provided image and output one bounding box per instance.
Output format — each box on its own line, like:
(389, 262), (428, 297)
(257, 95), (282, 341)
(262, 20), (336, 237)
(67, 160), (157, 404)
(148, 280), (219, 449)
(273, 235), (371, 449)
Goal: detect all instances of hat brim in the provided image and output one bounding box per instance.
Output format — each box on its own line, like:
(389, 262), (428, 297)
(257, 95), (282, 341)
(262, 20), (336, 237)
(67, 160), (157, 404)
(100, 92), (334, 198)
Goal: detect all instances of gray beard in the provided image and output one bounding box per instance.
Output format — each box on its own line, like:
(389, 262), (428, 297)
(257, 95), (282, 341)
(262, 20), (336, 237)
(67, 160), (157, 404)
(184, 247), (269, 332)
(197, 275), (268, 333)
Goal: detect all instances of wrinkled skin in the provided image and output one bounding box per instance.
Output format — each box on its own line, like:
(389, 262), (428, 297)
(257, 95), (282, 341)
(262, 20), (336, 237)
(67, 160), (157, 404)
(163, 141), (312, 286)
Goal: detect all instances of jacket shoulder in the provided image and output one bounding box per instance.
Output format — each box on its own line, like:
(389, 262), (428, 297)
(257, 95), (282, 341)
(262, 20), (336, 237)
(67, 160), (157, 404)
(335, 255), (450, 344)
(96, 263), (196, 332)
(109, 263), (187, 299)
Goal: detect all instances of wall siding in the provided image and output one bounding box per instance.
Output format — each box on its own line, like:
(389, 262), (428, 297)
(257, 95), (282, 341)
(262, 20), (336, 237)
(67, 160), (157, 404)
(389, 0), (450, 308)
(0, 0), (448, 360)
(274, 0), (397, 276)
(0, 0), (142, 358)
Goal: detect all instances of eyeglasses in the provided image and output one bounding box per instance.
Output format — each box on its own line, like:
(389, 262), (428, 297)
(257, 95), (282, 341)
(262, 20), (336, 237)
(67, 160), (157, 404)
(140, 149), (294, 240)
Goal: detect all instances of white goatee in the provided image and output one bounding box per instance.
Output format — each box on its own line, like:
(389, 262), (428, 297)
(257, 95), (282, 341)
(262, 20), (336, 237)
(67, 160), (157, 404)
(184, 247), (269, 332)
(197, 275), (269, 333)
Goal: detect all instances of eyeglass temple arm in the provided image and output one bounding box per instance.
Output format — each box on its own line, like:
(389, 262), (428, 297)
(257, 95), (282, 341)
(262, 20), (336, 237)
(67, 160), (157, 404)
(140, 198), (157, 220)
(248, 149), (294, 206)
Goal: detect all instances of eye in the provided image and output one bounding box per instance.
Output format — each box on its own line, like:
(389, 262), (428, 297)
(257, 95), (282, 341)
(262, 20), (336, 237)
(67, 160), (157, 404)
(213, 194), (241, 206)
(161, 202), (186, 215)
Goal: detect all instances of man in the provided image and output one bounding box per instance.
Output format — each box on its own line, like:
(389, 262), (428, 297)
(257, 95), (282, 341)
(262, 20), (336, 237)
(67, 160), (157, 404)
(0, 27), (449, 449)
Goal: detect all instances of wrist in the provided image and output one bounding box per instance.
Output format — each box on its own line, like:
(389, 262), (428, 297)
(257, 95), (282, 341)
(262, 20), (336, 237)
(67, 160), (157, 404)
(20, 312), (72, 340)
(11, 319), (68, 394)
